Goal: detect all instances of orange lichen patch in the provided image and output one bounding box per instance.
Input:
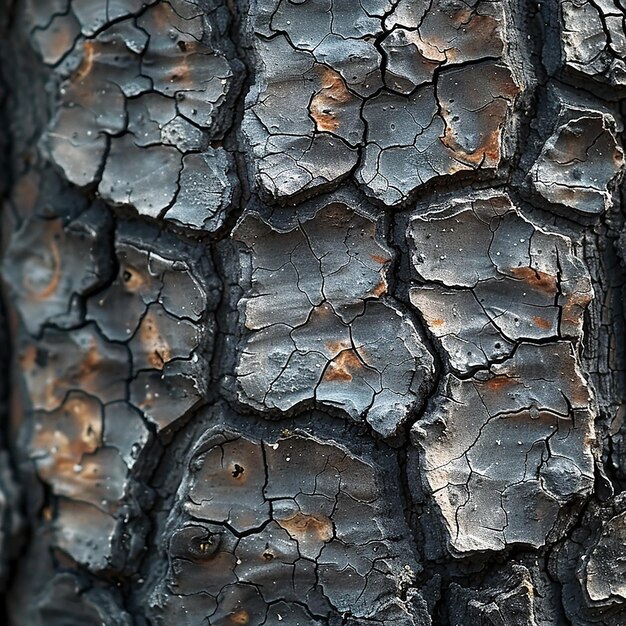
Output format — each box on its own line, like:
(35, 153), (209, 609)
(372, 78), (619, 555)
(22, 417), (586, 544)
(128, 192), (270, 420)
(228, 610), (249, 625)
(138, 310), (172, 369)
(310, 67), (354, 133)
(121, 264), (148, 293)
(74, 40), (95, 80)
(322, 349), (363, 382)
(23, 222), (62, 301)
(532, 315), (552, 330)
(277, 511), (333, 544)
(509, 267), (558, 294)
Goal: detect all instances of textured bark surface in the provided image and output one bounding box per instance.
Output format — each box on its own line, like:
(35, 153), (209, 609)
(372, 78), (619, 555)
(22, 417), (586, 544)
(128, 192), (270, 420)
(0, 0), (626, 624)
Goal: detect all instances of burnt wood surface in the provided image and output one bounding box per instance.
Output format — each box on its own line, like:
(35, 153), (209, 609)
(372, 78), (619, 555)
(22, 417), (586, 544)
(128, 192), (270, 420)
(1, 1), (626, 624)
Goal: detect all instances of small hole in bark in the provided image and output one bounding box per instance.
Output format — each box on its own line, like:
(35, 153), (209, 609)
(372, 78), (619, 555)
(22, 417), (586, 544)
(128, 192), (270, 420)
(188, 532), (220, 559)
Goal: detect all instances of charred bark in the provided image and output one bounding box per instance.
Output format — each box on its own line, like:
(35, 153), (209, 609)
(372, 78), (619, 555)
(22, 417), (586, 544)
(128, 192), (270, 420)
(0, 0), (626, 624)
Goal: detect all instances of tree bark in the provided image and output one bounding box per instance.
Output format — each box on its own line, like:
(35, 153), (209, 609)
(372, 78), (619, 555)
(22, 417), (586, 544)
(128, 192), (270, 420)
(0, 0), (626, 624)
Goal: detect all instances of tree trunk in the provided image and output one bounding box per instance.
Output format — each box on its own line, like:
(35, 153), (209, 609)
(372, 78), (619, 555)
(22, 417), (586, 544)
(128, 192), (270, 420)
(0, 0), (625, 624)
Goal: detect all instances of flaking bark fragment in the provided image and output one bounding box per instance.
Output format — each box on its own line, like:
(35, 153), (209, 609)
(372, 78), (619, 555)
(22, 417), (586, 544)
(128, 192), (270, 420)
(408, 191), (593, 374)
(408, 191), (596, 556)
(233, 202), (434, 437)
(448, 565), (539, 626)
(560, 0), (626, 92)
(143, 412), (430, 625)
(529, 106), (624, 215)
(28, 0), (241, 231)
(243, 0), (524, 205)
(552, 494), (626, 625)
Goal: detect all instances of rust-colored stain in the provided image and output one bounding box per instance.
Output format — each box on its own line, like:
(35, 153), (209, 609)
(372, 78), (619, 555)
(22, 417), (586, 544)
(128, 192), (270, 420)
(78, 338), (102, 379)
(228, 610), (249, 625)
(169, 47), (196, 91)
(532, 315), (552, 330)
(315, 302), (334, 318)
(430, 318), (445, 327)
(441, 71), (520, 169)
(18, 344), (37, 372)
(441, 101), (506, 167)
(369, 253), (389, 265)
(371, 279), (387, 298)
(483, 374), (516, 391)
(310, 67), (353, 133)
(451, 7), (473, 24)
(30, 393), (102, 489)
(325, 339), (350, 356)
(562, 292), (593, 327)
(446, 15), (501, 63)
(442, 124), (498, 167)
(75, 40), (95, 80)
(499, 73), (523, 100)
(139, 310), (172, 369)
(509, 266), (558, 294)
(277, 511), (333, 544)
(121, 264), (147, 293)
(323, 349), (363, 382)
(150, 1), (174, 30)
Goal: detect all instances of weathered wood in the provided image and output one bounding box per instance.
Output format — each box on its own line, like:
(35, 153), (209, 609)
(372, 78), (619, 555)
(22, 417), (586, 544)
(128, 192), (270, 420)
(1, 0), (625, 624)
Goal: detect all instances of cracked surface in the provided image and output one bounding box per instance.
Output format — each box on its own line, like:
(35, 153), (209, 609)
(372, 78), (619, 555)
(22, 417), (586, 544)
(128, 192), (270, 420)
(30, 0), (240, 230)
(408, 192), (596, 555)
(529, 106), (624, 215)
(233, 202), (434, 437)
(3, 186), (219, 571)
(448, 565), (538, 625)
(561, 0), (626, 91)
(552, 494), (626, 625)
(408, 192), (593, 373)
(243, 0), (524, 205)
(2, 0), (626, 624)
(144, 413), (429, 625)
